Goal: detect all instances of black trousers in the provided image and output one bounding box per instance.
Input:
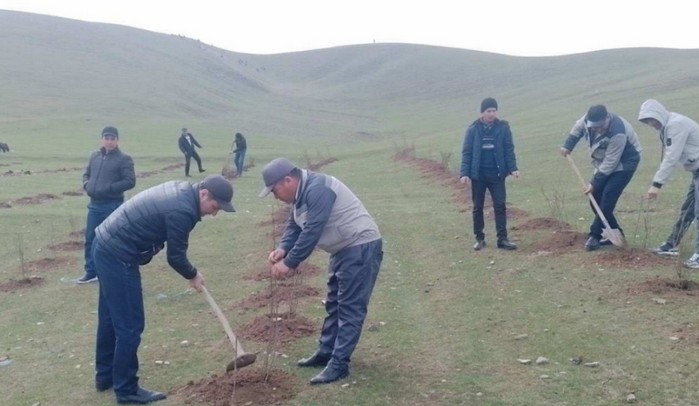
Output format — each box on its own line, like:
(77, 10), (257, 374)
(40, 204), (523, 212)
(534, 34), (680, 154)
(184, 151), (203, 175)
(471, 173), (507, 241)
(588, 170), (635, 239)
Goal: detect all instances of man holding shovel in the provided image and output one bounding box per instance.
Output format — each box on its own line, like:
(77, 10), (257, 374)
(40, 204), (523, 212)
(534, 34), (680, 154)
(638, 99), (699, 267)
(561, 105), (642, 251)
(92, 175), (234, 404)
(259, 157), (383, 385)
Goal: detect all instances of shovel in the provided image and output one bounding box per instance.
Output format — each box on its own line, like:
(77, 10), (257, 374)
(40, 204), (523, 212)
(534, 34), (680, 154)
(566, 154), (626, 247)
(202, 286), (257, 371)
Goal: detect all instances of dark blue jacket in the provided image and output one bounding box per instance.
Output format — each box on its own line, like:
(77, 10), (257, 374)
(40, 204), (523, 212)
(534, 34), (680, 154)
(460, 118), (518, 181)
(178, 133), (203, 155)
(82, 147), (135, 203)
(94, 180), (201, 279)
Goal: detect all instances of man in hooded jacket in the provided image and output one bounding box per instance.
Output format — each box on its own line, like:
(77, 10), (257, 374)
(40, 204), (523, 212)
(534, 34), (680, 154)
(638, 99), (699, 267)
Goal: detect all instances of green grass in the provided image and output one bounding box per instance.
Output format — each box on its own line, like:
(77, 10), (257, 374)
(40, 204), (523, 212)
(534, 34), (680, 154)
(4, 10), (699, 405)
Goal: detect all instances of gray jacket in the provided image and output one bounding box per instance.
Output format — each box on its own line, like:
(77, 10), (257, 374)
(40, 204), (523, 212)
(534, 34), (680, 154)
(638, 99), (699, 186)
(279, 170), (381, 269)
(563, 113), (642, 189)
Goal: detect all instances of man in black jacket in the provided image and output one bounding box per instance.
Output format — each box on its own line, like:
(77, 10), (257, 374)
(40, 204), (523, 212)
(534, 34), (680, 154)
(77, 126), (135, 284)
(92, 175), (234, 404)
(178, 127), (205, 177)
(460, 98), (520, 251)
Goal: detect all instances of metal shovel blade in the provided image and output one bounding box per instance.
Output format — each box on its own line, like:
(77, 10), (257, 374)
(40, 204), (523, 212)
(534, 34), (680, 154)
(601, 227), (626, 247)
(226, 352), (258, 372)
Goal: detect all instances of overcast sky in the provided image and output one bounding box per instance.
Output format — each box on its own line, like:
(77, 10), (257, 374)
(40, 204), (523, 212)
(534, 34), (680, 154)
(1, 0), (697, 56)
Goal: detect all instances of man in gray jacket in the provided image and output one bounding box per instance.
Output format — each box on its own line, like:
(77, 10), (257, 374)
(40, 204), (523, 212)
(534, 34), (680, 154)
(77, 126), (135, 284)
(638, 99), (699, 267)
(561, 105), (642, 251)
(259, 157), (383, 385)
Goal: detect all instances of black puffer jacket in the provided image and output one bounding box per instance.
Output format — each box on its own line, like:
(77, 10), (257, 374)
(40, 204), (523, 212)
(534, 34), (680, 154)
(83, 147), (136, 202)
(94, 181), (201, 279)
(460, 118), (518, 181)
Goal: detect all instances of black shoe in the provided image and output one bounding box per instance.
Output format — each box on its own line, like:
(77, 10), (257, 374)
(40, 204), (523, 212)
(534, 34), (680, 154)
(297, 351), (331, 367)
(599, 238), (613, 246)
(117, 387), (166, 404)
(185, 174), (191, 177)
(199, 169), (206, 173)
(473, 240), (486, 251)
(309, 364), (349, 385)
(585, 236), (601, 251)
(96, 381), (112, 392)
(497, 239), (517, 250)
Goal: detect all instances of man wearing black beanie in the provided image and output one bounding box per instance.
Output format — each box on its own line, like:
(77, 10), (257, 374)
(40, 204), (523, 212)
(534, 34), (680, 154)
(460, 98), (520, 251)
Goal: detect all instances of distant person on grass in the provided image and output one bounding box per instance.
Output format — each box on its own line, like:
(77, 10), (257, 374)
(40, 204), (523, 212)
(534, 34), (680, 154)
(92, 175), (234, 404)
(638, 99), (699, 266)
(259, 157), (383, 385)
(178, 127), (205, 177)
(560, 104), (642, 251)
(77, 126), (135, 284)
(231, 132), (247, 177)
(459, 97), (520, 251)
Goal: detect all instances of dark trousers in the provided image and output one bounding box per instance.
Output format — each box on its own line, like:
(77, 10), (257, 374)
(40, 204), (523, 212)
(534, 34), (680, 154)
(318, 239), (383, 368)
(84, 201), (122, 279)
(588, 170), (635, 239)
(184, 150), (203, 175)
(234, 149), (246, 176)
(666, 180), (695, 246)
(471, 173), (508, 241)
(93, 240), (144, 397)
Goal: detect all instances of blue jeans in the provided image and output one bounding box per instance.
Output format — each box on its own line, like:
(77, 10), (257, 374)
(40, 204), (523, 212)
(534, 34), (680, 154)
(234, 149), (246, 176)
(84, 201), (122, 279)
(318, 239), (383, 368)
(471, 173), (508, 241)
(93, 240), (144, 397)
(589, 170), (635, 239)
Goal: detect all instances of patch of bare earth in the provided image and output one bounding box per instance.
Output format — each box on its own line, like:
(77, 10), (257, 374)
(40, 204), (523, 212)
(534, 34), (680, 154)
(23, 256), (76, 273)
(0, 276), (44, 292)
(62, 190), (83, 196)
(176, 368), (297, 406)
(511, 217), (572, 231)
(626, 277), (699, 296)
(239, 312), (316, 344)
(237, 284), (320, 311)
(247, 263), (322, 282)
(47, 241), (83, 251)
(12, 193), (59, 205)
(69, 229), (85, 239)
(593, 248), (673, 269)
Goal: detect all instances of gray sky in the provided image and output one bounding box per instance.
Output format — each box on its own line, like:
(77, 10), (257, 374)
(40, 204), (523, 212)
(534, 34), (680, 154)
(1, 0), (697, 56)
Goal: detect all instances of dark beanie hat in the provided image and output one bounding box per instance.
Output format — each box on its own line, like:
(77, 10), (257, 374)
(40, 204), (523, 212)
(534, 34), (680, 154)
(101, 126), (119, 138)
(481, 97), (498, 113)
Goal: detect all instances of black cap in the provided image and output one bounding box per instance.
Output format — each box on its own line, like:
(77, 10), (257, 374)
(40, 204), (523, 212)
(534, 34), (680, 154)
(102, 126), (119, 138)
(200, 175), (235, 212)
(586, 105), (609, 127)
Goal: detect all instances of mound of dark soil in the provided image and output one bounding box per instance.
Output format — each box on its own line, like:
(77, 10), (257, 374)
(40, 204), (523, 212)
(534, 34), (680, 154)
(532, 230), (587, 252)
(177, 368), (297, 406)
(237, 284), (320, 310)
(23, 256), (75, 273)
(594, 248), (673, 269)
(0, 276), (44, 292)
(239, 312), (316, 344)
(13, 193), (59, 204)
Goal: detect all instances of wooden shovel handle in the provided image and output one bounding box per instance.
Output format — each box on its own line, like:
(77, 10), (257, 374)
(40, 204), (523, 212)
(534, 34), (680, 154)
(202, 286), (245, 356)
(566, 154), (613, 230)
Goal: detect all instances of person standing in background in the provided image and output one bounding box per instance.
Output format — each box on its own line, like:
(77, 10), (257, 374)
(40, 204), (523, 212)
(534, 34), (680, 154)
(231, 132), (247, 177)
(77, 126), (135, 284)
(178, 127), (205, 177)
(460, 97), (520, 251)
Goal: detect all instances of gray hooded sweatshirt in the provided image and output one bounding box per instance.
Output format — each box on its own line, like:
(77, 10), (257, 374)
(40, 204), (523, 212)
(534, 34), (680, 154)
(638, 99), (699, 187)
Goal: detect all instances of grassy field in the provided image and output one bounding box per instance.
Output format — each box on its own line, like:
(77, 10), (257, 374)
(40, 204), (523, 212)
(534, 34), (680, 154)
(4, 10), (699, 406)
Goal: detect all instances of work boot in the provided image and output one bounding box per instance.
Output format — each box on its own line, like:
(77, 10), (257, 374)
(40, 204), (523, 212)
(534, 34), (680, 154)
(116, 387), (166, 404)
(585, 236), (601, 251)
(497, 239), (517, 250)
(473, 239), (486, 251)
(309, 364), (349, 385)
(297, 351), (331, 367)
